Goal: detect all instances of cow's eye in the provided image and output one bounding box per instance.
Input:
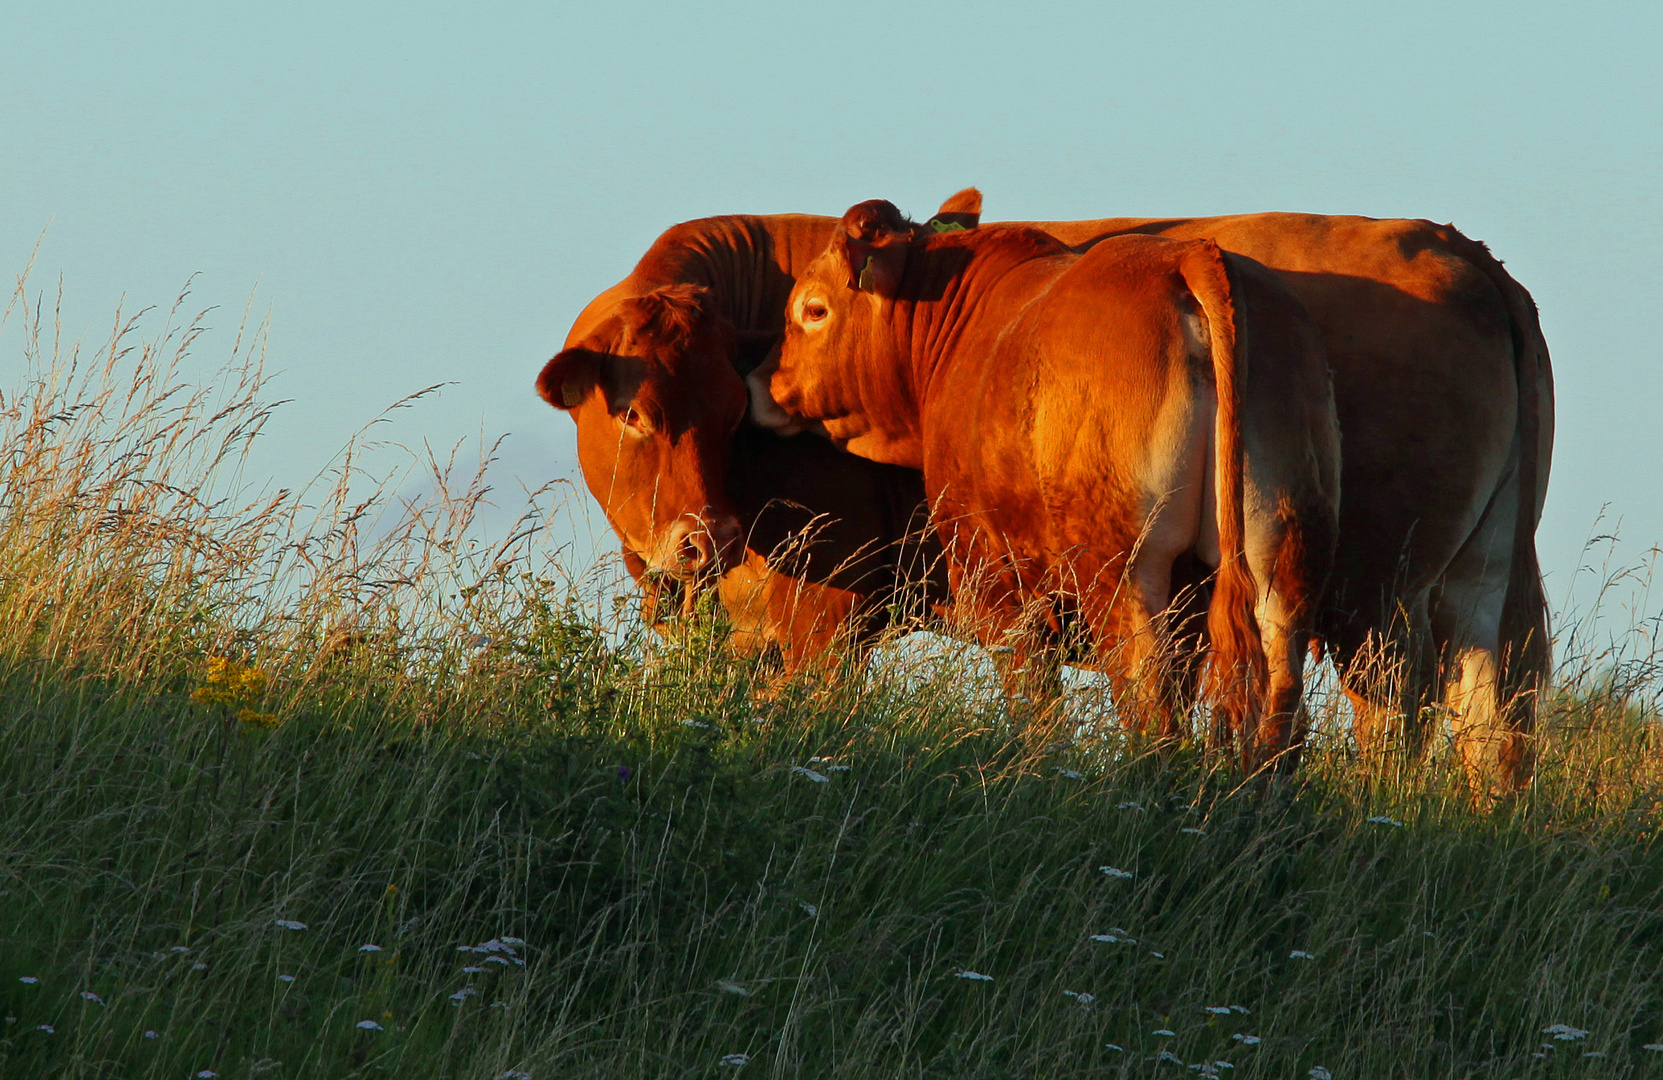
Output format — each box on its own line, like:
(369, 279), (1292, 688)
(801, 299), (829, 324)
(619, 406), (651, 434)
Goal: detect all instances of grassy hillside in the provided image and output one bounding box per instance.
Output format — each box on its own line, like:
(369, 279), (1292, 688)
(2, 297), (1662, 1079)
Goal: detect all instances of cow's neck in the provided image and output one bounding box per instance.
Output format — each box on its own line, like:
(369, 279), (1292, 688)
(630, 215), (838, 334)
(886, 233), (1069, 441)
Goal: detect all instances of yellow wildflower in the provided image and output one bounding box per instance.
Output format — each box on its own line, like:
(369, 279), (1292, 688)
(192, 657), (275, 727)
(236, 709), (280, 730)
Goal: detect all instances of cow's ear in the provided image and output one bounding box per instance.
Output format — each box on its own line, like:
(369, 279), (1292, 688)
(839, 199), (912, 296)
(536, 348), (599, 411)
(928, 187), (982, 232)
(619, 284), (715, 352)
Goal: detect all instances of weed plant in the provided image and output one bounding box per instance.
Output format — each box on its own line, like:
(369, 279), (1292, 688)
(1, 283), (1662, 1079)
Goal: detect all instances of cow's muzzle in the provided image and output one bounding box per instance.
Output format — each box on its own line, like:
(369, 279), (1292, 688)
(656, 513), (743, 578)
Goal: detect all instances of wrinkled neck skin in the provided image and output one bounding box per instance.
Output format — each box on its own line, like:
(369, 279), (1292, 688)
(779, 230), (1069, 471)
(568, 215), (839, 349)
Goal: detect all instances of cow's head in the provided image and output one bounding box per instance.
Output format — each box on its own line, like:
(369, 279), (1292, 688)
(538, 283), (747, 578)
(748, 198), (924, 462)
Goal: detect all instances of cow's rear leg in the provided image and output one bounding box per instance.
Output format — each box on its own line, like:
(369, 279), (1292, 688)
(1239, 500), (1335, 774)
(1333, 592), (1436, 774)
(1248, 590), (1313, 773)
(1433, 475), (1532, 797)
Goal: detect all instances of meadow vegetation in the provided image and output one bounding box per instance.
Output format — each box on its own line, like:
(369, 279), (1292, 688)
(2, 284), (1662, 1079)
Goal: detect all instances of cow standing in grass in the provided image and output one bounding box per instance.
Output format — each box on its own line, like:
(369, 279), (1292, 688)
(749, 200), (1341, 771)
(540, 191), (1552, 791)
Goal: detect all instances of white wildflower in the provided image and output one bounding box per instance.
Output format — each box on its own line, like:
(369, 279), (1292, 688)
(37, 1024), (54, 1033)
(799, 901), (818, 917)
(1055, 768), (1084, 780)
(500, 937), (526, 947)
(1151, 951), (1166, 958)
(716, 980), (751, 996)
(80, 991), (104, 1005)
(1062, 990), (1096, 1004)
(1156, 1049), (1184, 1064)
(1181, 827), (1204, 835)
(277, 974), (296, 983)
(192, 963), (208, 971)
(1204, 1006), (1232, 1015)
(956, 970), (994, 981)
(1231, 1034), (1261, 1045)
(170, 945), (190, 952)
(1645, 1043), (1663, 1052)
(790, 766), (829, 783)
(1154, 1028), (1177, 1037)
(1100, 866), (1134, 879)
(1116, 801), (1146, 811)
(485, 956), (510, 966)
(1289, 950), (1315, 959)
(680, 719), (712, 730)
(196, 1072), (217, 1078)
(18, 976), (37, 984)
(720, 1054), (751, 1066)
(462, 966), (485, 974)
(1309, 1067), (1332, 1080)
(1091, 933), (1137, 944)
(358, 944), (382, 953)
(828, 764), (851, 772)
(356, 1020), (383, 1030)
(499, 1072), (532, 1080)
(1366, 815), (1403, 827)
(449, 987), (475, 1003)
(1543, 1023), (1589, 1041)
(273, 919), (308, 931)
(1105, 1043), (1123, 1051)
(144, 1030), (159, 1039)
(1584, 1051), (1607, 1058)
(1230, 1005), (1249, 1014)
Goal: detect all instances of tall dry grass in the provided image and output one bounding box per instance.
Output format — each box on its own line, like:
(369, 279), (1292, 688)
(0, 276), (1661, 1078)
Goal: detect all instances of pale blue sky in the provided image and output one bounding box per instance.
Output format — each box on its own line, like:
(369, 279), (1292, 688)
(3, 2), (1659, 619)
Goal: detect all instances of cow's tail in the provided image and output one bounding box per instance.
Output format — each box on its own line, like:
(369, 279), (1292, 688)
(1439, 227), (1554, 743)
(1182, 241), (1268, 756)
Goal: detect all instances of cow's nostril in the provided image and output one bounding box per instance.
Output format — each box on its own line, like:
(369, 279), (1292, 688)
(679, 529), (714, 571)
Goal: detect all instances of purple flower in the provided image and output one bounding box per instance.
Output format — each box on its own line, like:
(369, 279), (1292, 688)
(617, 765), (631, 783)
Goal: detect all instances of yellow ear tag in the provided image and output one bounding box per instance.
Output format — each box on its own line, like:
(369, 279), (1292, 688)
(927, 218), (967, 233)
(857, 255), (877, 292)
(561, 381), (585, 407)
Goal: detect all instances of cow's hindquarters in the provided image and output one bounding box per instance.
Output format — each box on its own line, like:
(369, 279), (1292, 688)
(1182, 248), (1340, 771)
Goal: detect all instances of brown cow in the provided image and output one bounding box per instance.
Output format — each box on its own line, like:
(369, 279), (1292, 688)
(541, 195), (1552, 792)
(537, 215), (947, 677)
(750, 200), (1342, 771)
(1029, 206), (1552, 793)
